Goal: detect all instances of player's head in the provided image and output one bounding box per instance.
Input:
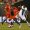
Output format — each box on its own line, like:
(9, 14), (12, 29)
(21, 5), (24, 9)
(24, 7), (27, 11)
(6, 2), (10, 5)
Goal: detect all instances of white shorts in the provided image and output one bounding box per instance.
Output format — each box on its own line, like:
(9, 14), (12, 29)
(3, 16), (6, 21)
(7, 18), (14, 23)
(0, 16), (2, 22)
(20, 15), (26, 21)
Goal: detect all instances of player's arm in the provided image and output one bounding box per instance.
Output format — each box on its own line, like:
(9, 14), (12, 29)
(4, 7), (8, 13)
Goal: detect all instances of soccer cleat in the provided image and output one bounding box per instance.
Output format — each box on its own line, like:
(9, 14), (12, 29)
(8, 25), (11, 28)
(28, 23), (30, 27)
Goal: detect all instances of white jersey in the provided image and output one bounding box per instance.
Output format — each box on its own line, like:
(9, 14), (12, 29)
(19, 8), (27, 20)
(15, 6), (27, 21)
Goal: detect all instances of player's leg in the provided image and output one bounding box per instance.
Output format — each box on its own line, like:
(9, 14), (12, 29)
(16, 18), (21, 25)
(17, 18), (22, 28)
(7, 18), (12, 28)
(2, 16), (7, 24)
(2, 16), (7, 25)
(10, 19), (14, 27)
(14, 17), (22, 28)
(22, 15), (30, 26)
(15, 14), (21, 25)
(24, 18), (30, 27)
(7, 18), (14, 28)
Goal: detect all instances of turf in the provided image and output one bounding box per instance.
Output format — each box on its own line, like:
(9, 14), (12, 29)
(0, 23), (30, 30)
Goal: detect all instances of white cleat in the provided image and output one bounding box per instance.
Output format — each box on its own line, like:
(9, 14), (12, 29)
(27, 23), (30, 27)
(8, 25), (12, 28)
(28, 24), (30, 27)
(8, 26), (10, 28)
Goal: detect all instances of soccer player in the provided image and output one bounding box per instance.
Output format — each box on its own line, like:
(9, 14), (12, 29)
(4, 2), (13, 28)
(18, 5), (30, 28)
(13, 6), (21, 26)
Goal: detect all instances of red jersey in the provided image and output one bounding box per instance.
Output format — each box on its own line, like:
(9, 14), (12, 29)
(5, 4), (11, 18)
(5, 4), (19, 19)
(10, 7), (19, 19)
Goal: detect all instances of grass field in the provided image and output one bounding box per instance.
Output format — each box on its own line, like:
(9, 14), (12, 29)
(0, 23), (30, 30)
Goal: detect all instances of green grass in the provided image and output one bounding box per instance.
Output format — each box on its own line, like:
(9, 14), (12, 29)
(0, 23), (30, 30)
